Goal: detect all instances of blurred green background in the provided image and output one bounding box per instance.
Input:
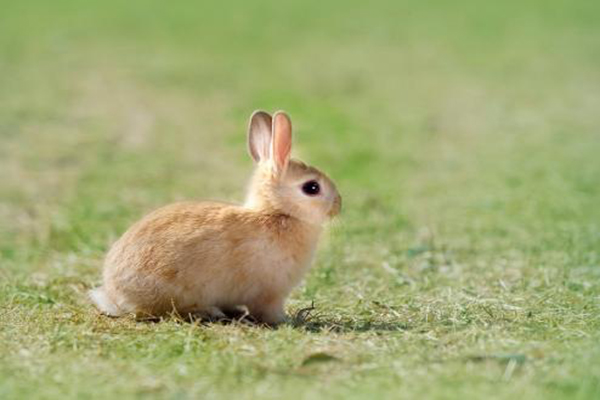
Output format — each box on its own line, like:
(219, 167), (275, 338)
(1, 1), (599, 399)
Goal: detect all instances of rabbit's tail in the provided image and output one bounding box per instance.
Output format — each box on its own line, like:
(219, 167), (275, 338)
(89, 287), (123, 316)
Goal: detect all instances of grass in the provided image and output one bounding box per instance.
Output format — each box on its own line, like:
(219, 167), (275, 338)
(1, 0), (599, 398)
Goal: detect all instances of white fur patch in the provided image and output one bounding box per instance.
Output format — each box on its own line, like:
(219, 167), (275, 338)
(89, 287), (122, 316)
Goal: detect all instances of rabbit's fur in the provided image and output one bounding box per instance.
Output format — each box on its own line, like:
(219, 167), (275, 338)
(90, 111), (341, 324)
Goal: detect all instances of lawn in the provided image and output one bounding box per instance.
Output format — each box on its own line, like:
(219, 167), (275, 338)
(1, 0), (599, 399)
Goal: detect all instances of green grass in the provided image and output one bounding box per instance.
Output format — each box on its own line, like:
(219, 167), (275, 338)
(1, 0), (600, 398)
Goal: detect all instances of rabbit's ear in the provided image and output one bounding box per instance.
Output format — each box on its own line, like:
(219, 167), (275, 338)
(248, 110), (273, 163)
(271, 111), (292, 175)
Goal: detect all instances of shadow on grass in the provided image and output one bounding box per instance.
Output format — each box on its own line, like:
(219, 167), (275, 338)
(288, 303), (411, 333)
(135, 304), (410, 333)
(292, 318), (410, 333)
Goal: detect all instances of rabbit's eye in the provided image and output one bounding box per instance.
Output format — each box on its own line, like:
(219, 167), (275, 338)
(302, 180), (321, 196)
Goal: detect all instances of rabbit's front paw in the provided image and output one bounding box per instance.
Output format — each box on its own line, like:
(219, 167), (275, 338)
(252, 300), (287, 326)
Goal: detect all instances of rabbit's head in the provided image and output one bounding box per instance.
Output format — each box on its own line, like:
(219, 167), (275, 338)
(245, 111), (341, 225)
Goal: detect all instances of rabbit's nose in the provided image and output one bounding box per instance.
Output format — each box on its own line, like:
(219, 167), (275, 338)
(329, 194), (342, 217)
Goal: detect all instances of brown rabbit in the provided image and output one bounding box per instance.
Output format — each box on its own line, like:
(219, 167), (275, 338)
(90, 110), (341, 324)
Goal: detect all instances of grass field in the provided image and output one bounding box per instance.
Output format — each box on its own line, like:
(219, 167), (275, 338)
(1, 0), (599, 398)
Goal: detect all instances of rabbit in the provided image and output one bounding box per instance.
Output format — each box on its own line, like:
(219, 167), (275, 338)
(89, 110), (341, 325)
